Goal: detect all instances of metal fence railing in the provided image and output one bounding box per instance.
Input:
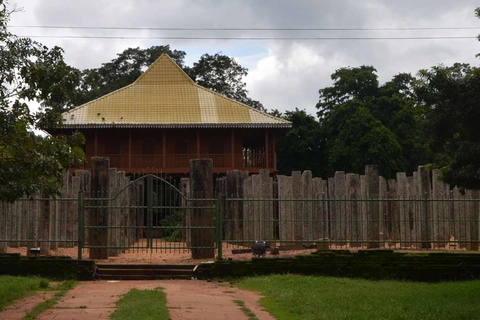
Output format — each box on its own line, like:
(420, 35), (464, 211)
(1, 196), (479, 260)
(220, 197), (480, 252)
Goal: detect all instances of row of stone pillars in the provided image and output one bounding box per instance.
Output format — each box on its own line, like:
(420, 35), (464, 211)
(88, 157), (215, 260)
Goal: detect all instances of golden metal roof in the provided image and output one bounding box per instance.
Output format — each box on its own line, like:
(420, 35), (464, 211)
(60, 54), (291, 129)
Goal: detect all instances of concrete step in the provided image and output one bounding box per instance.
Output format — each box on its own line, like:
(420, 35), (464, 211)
(95, 264), (196, 280)
(97, 268), (193, 276)
(96, 264), (196, 270)
(97, 274), (193, 280)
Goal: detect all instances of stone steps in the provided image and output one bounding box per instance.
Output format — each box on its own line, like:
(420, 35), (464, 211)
(96, 264), (196, 280)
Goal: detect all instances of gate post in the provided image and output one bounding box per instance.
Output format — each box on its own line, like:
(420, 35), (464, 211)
(190, 159), (215, 259)
(89, 157), (110, 259)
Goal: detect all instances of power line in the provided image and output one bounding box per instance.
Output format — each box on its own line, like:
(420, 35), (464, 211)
(15, 35), (478, 41)
(8, 25), (480, 31)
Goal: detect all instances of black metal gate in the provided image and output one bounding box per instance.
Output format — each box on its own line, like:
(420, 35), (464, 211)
(79, 174), (220, 259)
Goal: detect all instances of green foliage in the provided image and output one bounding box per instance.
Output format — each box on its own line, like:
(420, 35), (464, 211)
(317, 66), (431, 177)
(415, 63), (480, 189)
(160, 211), (182, 242)
(237, 275), (480, 320)
(111, 287), (170, 320)
(0, 1), (85, 201)
(274, 109), (325, 176)
(328, 107), (403, 177)
(0, 275), (49, 310)
(189, 53), (264, 110)
(23, 280), (76, 320)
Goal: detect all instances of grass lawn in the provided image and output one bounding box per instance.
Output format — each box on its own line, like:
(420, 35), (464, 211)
(111, 287), (169, 320)
(0, 275), (49, 310)
(236, 275), (480, 320)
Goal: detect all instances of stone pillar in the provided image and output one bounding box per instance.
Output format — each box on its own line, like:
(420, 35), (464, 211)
(334, 171), (346, 244)
(418, 166), (431, 249)
(365, 165), (379, 249)
(466, 190), (478, 251)
(346, 174), (361, 247)
(37, 191), (50, 252)
(225, 171), (249, 242)
(0, 202), (6, 253)
(360, 175), (366, 246)
(453, 186), (466, 248)
(107, 168), (118, 256)
(379, 176), (387, 245)
(302, 171), (313, 243)
(89, 157), (110, 260)
(278, 175), (293, 243)
(432, 169), (447, 248)
(388, 179), (399, 243)
(292, 171), (303, 242)
(312, 178), (326, 242)
(328, 177), (335, 243)
(260, 170), (274, 242)
(242, 176), (254, 246)
(190, 159), (215, 259)
(396, 172), (409, 247)
(69, 175), (81, 250)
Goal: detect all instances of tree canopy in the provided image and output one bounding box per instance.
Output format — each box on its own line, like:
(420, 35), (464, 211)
(314, 66), (431, 178)
(0, 2), (84, 201)
(416, 63), (480, 189)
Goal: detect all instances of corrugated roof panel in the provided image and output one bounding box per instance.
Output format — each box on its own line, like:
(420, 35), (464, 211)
(60, 54), (291, 129)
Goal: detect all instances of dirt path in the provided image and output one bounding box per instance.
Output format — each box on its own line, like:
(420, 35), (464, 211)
(162, 280), (275, 320)
(0, 291), (56, 320)
(31, 280), (273, 320)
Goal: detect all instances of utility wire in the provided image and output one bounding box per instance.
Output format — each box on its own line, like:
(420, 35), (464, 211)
(15, 35), (478, 41)
(8, 25), (480, 31)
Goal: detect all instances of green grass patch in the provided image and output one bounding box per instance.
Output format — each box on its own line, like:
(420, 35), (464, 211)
(23, 280), (76, 320)
(233, 299), (259, 320)
(0, 276), (50, 311)
(237, 275), (480, 320)
(110, 287), (169, 320)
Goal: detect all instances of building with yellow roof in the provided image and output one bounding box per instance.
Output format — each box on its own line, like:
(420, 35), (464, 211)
(53, 54), (291, 174)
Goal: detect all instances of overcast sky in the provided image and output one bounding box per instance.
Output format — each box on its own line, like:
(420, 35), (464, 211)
(7, 0), (480, 115)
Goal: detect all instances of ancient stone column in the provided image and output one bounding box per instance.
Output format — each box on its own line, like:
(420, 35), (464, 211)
(396, 172), (409, 247)
(346, 174), (361, 247)
(334, 171), (346, 245)
(290, 171), (302, 242)
(190, 159), (215, 259)
(417, 166), (431, 249)
(432, 169), (447, 248)
(89, 157), (110, 260)
(365, 165), (380, 249)
(302, 171), (313, 243)
(278, 175), (293, 244)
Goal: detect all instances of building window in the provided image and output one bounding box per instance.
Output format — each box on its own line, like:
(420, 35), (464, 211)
(175, 139), (189, 154)
(141, 139), (155, 154)
(105, 140), (121, 154)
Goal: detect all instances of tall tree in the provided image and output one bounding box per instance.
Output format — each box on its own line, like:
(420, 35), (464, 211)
(274, 109), (324, 176)
(416, 63), (480, 189)
(0, 1), (84, 201)
(317, 66), (430, 177)
(189, 53), (264, 110)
